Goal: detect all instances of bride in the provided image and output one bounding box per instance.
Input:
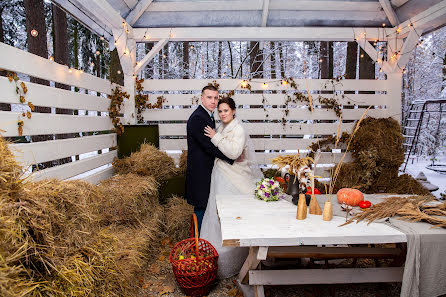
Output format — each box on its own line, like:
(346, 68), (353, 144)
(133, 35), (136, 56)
(200, 97), (262, 279)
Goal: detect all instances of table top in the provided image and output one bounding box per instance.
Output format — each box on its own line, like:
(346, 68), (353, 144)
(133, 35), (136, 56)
(217, 194), (407, 247)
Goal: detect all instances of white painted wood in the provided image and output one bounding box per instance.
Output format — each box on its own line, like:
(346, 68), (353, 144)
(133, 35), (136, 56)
(159, 123), (355, 137)
(134, 27), (387, 42)
(249, 267), (404, 285)
(150, 93), (390, 107)
(144, 107), (385, 122)
(112, 28), (136, 76)
(239, 247), (261, 283)
(0, 112), (114, 137)
(379, 0), (400, 26)
(0, 43), (111, 94)
(145, 1), (381, 12)
(79, 166), (114, 184)
(217, 195), (407, 247)
(254, 285), (265, 297)
(10, 134), (117, 165)
(52, 0), (113, 39)
(257, 247), (268, 260)
(391, 0), (409, 7)
(394, 28), (423, 71)
(75, 0), (127, 29)
(161, 138), (321, 151)
(0, 77), (110, 111)
(135, 39), (168, 74)
(122, 0), (138, 10)
(266, 246), (402, 258)
(31, 150), (117, 181)
(356, 39), (393, 74)
(255, 152), (352, 165)
(386, 72), (403, 122)
(261, 0), (270, 27)
(142, 78), (388, 92)
(387, 0), (446, 38)
(126, 0), (153, 25)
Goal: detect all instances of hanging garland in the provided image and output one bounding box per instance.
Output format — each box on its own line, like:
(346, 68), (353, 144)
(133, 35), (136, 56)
(108, 85), (129, 135)
(135, 78), (166, 123)
(6, 71), (34, 136)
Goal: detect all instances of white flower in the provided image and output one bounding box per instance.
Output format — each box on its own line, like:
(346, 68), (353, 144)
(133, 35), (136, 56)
(258, 190), (264, 196)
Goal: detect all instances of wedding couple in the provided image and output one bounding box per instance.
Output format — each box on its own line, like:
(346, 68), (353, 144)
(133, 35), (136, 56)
(185, 85), (262, 278)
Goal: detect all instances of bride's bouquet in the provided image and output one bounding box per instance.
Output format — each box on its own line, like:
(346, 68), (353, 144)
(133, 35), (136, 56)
(255, 178), (281, 202)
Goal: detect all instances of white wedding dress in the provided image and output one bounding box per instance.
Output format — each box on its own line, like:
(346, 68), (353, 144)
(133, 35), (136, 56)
(200, 118), (262, 279)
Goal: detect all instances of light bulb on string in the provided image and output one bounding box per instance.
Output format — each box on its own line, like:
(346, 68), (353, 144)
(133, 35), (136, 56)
(190, 45), (194, 49)
(68, 67), (72, 73)
(382, 23), (386, 27)
(90, 62), (95, 67)
(319, 58), (323, 63)
(117, 70), (121, 74)
(360, 54), (364, 58)
(100, 35), (105, 41)
(281, 80), (288, 86)
(79, 69), (84, 74)
(49, 56), (54, 61)
(241, 80), (248, 88)
(96, 50), (100, 56)
(262, 83), (268, 89)
(30, 29), (38, 37)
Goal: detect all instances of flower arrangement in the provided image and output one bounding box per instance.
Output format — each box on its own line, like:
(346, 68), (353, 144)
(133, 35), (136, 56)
(255, 178), (281, 202)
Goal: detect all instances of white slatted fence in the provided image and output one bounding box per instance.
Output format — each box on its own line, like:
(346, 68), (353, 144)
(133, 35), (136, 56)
(0, 42), (117, 184)
(142, 78), (399, 178)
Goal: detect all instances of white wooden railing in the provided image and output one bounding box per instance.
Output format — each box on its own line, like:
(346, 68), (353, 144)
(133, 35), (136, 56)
(142, 76), (402, 178)
(0, 42), (117, 184)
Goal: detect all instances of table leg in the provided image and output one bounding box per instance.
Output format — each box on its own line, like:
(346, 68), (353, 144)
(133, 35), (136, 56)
(254, 285), (265, 297)
(239, 247), (261, 284)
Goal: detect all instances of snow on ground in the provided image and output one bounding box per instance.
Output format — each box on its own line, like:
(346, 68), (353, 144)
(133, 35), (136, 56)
(403, 155), (446, 199)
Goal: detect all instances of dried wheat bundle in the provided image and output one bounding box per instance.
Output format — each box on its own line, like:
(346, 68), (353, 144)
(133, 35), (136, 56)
(164, 196), (194, 243)
(341, 195), (446, 228)
(272, 154), (314, 183)
(179, 150), (187, 176)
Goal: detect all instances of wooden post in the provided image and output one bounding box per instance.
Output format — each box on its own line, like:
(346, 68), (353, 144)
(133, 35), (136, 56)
(296, 193), (307, 220)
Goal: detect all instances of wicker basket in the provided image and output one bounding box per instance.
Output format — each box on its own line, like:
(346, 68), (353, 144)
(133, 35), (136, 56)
(170, 214), (218, 296)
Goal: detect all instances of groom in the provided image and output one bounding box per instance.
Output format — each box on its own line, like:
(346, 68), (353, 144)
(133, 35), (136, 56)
(186, 85), (234, 232)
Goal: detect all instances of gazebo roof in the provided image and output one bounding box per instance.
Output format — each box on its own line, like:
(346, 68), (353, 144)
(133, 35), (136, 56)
(54, 0), (446, 41)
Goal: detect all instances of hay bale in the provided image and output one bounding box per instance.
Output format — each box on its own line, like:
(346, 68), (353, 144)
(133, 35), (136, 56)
(98, 173), (159, 226)
(0, 137), (23, 195)
(113, 143), (178, 181)
(164, 196), (194, 243)
(179, 150), (187, 176)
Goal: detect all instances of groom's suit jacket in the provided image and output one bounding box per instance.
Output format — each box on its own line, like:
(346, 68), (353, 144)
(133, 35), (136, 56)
(186, 105), (234, 208)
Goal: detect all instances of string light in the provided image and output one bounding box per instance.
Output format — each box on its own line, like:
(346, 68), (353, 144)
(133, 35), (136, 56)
(31, 29), (38, 37)
(262, 83), (268, 89)
(79, 69), (84, 74)
(122, 21), (126, 27)
(360, 54), (364, 58)
(90, 62), (95, 67)
(117, 70), (121, 74)
(144, 35), (150, 40)
(162, 54), (167, 59)
(379, 68), (383, 72)
(408, 23), (413, 27)
(49, 56), (54, 61)
(96, 50), (100, 55)
(190, 45), (194, 49)
(396, 27), (401, 33)
(100, 35), (105, 41)
(382, 23), (386, 27)
(68, 68), (72, 73)
(241, 80), (248, 88)
(319, 58), (323, 63)
(281, 80), (288, 86)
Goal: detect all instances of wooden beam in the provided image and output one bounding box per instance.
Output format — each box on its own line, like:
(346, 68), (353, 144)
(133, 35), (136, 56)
(356, 38), (393, 74)
(259, 0), (270, 49)
(145, 0), (381, 12)
(391, 0), (409, 7)
(387, 0), (446, 38)
(134, 27), (387, 42)
(134, 39), (168, 74)
(74, 0), (128, 29)
(267, 246), (402, 259)
(239, 247), (261, 284)
(379, 0), (400, 26)
(257, 247), (268, 260)
(126, 0), (153, 26)
(122, 0), (138, 10)
(248, 267), (404, 285)
(393, 28), (423, 71)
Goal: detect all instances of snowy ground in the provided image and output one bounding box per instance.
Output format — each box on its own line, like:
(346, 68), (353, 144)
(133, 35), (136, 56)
(403, 155), (446, 199)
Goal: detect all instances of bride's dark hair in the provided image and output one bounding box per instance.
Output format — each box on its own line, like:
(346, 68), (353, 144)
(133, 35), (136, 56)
(217, 97), (236, 110)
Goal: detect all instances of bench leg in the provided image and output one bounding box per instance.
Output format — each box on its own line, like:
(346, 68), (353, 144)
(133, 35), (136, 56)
(239, 247), (261, 284)
(254, 285), (265, 297)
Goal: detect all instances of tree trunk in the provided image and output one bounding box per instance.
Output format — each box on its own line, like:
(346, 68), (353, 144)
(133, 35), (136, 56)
(359, 46), (375, 94)
(328, 41), (334, 78)
(279, 43), (285, 78)
(345, 42), (358, 94)
(52, 3), (72, 165)
(270, 42), (276, 79)
(162, 44), (168, 78)
(249, 41), (263, 78)
(182, 41), (189, 79)
(217, 41), (222, 77)
(110, 48), (124, 85)
(227, 41), (234, 77)
(320, 41), (329, 79)
(0, 5), (11, 111)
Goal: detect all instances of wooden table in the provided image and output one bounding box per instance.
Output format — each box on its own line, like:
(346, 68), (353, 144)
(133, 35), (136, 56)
(217, 194), (407, 297)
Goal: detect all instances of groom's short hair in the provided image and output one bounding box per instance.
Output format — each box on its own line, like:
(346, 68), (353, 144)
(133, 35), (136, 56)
(202, 85), (218, 94)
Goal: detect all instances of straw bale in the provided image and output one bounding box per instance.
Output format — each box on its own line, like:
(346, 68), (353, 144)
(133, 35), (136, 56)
(178, 150), (187, 176)
(113, 143), (178, 181)
(164, 196), (194, 243)
(0, 137), (24, 196)
(98, 173), (160, 226)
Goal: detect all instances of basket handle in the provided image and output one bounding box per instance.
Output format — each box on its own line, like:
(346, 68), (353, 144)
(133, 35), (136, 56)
(190, 214), (200, 260)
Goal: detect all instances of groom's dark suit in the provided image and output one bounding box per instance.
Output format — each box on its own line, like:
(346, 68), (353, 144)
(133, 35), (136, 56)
(186, 105), (234, 211)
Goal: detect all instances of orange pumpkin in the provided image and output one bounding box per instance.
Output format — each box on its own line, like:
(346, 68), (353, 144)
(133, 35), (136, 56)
(336, 188), (364, 206)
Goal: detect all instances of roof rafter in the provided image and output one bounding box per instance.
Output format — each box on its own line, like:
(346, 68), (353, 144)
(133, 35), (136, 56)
(135, 39), (168, 74)
(126, 0), (154, 26)
(379, 0), (400, 26)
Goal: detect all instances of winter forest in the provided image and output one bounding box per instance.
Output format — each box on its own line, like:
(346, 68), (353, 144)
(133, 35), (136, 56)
(1, 0), (445, 160)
